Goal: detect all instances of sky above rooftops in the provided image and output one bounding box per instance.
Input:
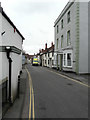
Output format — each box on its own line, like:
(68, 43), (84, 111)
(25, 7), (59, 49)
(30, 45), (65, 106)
(0, 0), (69, 55)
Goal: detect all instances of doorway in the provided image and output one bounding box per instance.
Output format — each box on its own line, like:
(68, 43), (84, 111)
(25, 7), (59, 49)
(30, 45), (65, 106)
(60, 54), (63, 71)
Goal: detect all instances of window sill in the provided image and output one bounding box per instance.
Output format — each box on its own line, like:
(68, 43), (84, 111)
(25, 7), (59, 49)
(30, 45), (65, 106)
(63, 66), (72, 69)
(62, 46), (73, 50)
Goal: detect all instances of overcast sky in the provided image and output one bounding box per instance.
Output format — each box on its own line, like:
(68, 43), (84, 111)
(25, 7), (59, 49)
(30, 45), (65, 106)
(0, 0), (69, 55)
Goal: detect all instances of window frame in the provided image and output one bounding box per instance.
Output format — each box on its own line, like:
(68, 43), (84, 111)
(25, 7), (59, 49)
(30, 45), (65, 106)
(67, 30), (71, 46)
(67, 11), (71, 23)
(48, 60), (49, 65)
(48, 52), (49, 57)
(63, 53), (66, 66)
(57, 38), (59, 49)
(67, 53), (72, 67)
(63, 51), (72, 68)
(61, 35), (63, 48)
(45, 60), (46, 64)
(52, 60), (54, 65)
(57, 25), (59, 34)
(61, 19), (63, 29)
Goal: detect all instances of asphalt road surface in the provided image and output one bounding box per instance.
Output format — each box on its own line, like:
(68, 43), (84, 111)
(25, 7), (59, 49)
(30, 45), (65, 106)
(25, 63), (88, 119)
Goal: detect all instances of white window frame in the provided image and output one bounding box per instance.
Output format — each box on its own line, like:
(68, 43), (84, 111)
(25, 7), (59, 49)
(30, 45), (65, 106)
(61, 35), (63, 48)
(67, 11), (70, 23)
(57, 25), (59, 33)
(61, 19), (63, 29)
(57, 38), (59, 49)
(67, 53), (72, 67)
(63, 51), (72, 68)
(63, 53), (66, 66)
(67, 30), (71, 46)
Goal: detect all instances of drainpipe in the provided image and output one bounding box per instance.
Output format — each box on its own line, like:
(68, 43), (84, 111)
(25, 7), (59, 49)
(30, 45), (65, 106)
(5, 46), (12, 104)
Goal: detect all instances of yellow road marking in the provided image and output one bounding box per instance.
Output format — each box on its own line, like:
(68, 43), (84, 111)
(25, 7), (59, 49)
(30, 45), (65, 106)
(47, 69), (89, 88)
(29, 86), (31, 119)
(25, 67), (35, 120)
(32, 88), (35, 119)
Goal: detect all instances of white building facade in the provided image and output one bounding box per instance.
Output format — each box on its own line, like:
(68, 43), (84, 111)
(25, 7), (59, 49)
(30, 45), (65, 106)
(0, 3), (24, 112)
(46, 44), (54, 68)
(40, 43), (54, 68)
(54, 1), (88, 74)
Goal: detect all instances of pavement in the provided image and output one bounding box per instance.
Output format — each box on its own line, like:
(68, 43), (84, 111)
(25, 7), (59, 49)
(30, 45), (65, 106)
(2, 63), (89, 119)
(47, 67), (89, 85)
(2, 65), (28, 119)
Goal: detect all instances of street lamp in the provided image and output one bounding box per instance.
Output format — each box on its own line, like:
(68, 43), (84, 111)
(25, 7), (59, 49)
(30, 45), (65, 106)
(5, 46), (11, 59)
(5, 46), (11, 50)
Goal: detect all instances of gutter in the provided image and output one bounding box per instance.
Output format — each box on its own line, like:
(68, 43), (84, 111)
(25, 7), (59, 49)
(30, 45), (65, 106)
(5, 47), (12, 104)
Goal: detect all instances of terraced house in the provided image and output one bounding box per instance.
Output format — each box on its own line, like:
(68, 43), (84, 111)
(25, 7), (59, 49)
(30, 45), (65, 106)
(0, 3), (24, 117)
(54, 0), (89, 74)
(39, 43), (54, 68)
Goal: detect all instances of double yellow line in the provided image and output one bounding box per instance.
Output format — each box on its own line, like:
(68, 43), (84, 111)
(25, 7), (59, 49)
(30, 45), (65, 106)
(25, 67), (35, 120)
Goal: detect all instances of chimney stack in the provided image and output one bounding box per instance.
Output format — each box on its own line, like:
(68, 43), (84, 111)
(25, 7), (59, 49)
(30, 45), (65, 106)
(45, 43), (47, 49)
(39, 49), (41, 53)
(42, 49), (44, 52)
(51, 42), (53, 47)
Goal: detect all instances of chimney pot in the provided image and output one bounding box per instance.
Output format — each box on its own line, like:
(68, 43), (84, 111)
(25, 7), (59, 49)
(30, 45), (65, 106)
(51, 42), (53, 46)
(45, 43), (47, 49)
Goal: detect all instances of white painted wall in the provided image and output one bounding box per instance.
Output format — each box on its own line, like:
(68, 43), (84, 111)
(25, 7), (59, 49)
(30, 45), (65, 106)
(11, 52), (22, 100)
(54, 2), (76, 71)
(0, 12), (2, 83)
(0, 12), (23, 101)
(88, 2), (90, 73)
(79, 2), (88, 73)
(54, 2), (89, 73)
(2, 15), (22, 49)
(46, 53), (49, 67)
(0, 7), (2, 119)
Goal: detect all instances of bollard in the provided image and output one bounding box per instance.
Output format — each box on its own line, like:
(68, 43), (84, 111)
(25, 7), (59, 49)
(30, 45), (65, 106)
(18, 75), (20, 98)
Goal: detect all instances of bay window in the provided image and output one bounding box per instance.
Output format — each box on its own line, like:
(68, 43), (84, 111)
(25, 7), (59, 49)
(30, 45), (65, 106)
(63, 52), (72, 67)
(67, 53), (71, 66)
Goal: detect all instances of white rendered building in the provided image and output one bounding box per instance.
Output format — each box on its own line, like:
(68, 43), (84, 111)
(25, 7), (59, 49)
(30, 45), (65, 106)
(54, 1), (88, 74)
(0, 3), (24, 114)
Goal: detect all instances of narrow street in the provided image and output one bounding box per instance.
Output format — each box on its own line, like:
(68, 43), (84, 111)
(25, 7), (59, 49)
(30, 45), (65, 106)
(1, 1), (89, 120)
(24, 63), (88, 118)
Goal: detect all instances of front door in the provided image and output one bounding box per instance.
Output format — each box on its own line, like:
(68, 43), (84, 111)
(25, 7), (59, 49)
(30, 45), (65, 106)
(60, 54), (63, 71)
